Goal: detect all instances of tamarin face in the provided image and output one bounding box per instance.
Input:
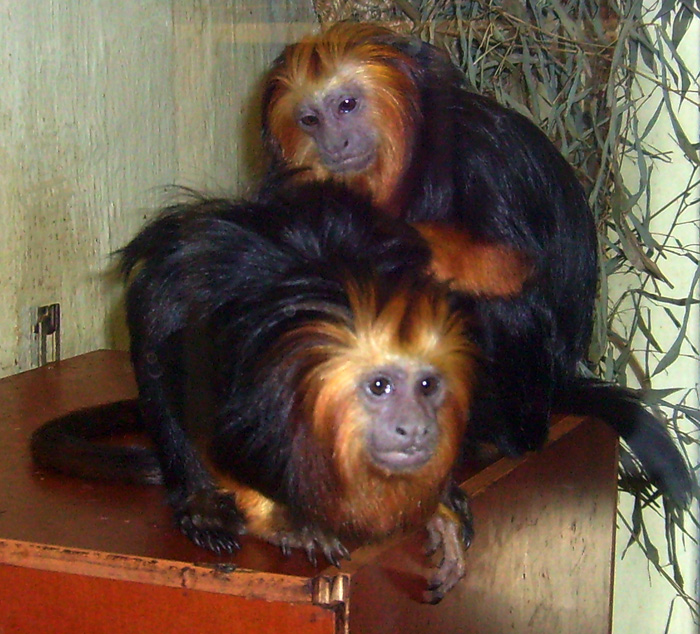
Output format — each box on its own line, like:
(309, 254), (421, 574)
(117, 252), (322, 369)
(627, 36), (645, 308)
(263, 23), (422, 210)
(358, 362), (445, 474)
(294, 74), (377, 173)
(279, 281), (474, 527)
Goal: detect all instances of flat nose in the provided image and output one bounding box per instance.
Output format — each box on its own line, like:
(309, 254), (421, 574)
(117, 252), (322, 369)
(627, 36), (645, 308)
(395, 420), (430, 442)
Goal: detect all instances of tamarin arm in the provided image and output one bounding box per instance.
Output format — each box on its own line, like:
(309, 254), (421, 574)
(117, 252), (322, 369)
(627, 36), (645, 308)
(216, 477), (349, 566)
(424, 498), (471, 603)
(413, 222), (532, 297)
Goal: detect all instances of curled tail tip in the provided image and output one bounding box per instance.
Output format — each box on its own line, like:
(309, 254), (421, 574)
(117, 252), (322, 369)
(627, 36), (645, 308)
(675, 468), (699, 510)
(560, 379), (696, 510)
(624, 422), (696, 510)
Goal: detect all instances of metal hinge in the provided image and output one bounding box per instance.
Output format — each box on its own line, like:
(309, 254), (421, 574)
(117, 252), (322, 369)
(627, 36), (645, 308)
(312, 573), (350, 633)
(32, 303), (61, 367)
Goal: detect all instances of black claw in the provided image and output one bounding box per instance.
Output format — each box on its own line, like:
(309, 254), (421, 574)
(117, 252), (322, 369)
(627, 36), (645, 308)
(327, 551), (340, 568)
(425, 589), (445, 605)
(192, 530), (240, 555)
(305, 547), (318, 567)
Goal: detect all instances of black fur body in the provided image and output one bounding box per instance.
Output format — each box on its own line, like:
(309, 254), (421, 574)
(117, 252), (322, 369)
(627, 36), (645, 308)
(260, 25), (694, 506)
(34, 183), (476, 592)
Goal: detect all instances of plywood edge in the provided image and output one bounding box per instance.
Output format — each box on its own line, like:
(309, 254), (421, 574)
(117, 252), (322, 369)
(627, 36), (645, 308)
(0, 538), (315, 604)
(462, 415), (594, 496)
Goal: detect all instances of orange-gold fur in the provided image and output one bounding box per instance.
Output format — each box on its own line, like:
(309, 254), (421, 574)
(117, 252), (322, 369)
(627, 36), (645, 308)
(211, 278), (475, 543)
(264, 23), (421, 214)
(414, 223), (532, 297)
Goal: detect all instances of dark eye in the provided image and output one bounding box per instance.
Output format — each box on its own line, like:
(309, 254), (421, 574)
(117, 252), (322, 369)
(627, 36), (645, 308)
(368, 376), (393, 397)
(418, 375), (440, 397)
(338, 97), (357, 114)
(299, 114), (319, 127)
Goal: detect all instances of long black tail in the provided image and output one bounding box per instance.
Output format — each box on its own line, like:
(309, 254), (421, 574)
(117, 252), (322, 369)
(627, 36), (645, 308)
(30, 400), (163, 486)
(554, 378), (696, 508)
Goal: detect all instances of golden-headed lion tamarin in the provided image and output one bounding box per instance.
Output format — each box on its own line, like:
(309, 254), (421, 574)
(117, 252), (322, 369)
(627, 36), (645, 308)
(260, 23), (694, 507)
(32, 183), (481, 601)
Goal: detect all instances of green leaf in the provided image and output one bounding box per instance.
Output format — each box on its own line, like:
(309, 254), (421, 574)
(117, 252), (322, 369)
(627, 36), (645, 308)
(637, 311), (664, 353)
(653, 263), (700, 375)
(656, 0), (678, 20)
(642, 387), (681, 402)
(660, 59), (700, 164)
(672, 4), (694, 45)
(658, 29), (694, 96)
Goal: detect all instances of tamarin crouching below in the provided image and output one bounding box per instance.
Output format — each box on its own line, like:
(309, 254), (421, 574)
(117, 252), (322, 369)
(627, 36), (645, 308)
(33, 183), (532, 601)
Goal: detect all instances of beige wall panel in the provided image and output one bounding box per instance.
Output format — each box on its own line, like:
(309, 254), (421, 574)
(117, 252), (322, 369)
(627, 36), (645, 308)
(0, 1), (317, 378)
(172, 2), (317, 193)
(0, 1), (177, 376)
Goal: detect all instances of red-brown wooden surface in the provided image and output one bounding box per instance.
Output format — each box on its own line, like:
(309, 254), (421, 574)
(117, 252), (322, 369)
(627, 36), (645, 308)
(0, 350), (618, 633)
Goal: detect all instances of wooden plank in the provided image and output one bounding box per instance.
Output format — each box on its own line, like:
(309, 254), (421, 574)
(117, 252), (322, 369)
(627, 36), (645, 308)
(0, 565), (337, 634)
(0, 539), (316, 604)
(0, 1), (178, 375)
(0, 1), (318, 377)
(0, 351), (328, 579)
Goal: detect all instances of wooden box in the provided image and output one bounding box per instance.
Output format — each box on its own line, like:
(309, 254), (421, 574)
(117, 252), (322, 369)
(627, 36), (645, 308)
(0, 351), (617, 633)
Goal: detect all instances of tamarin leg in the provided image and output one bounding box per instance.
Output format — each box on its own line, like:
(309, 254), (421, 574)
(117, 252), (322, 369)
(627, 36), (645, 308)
(132, 347), (246, 554)
(414, 222), (532, 298)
